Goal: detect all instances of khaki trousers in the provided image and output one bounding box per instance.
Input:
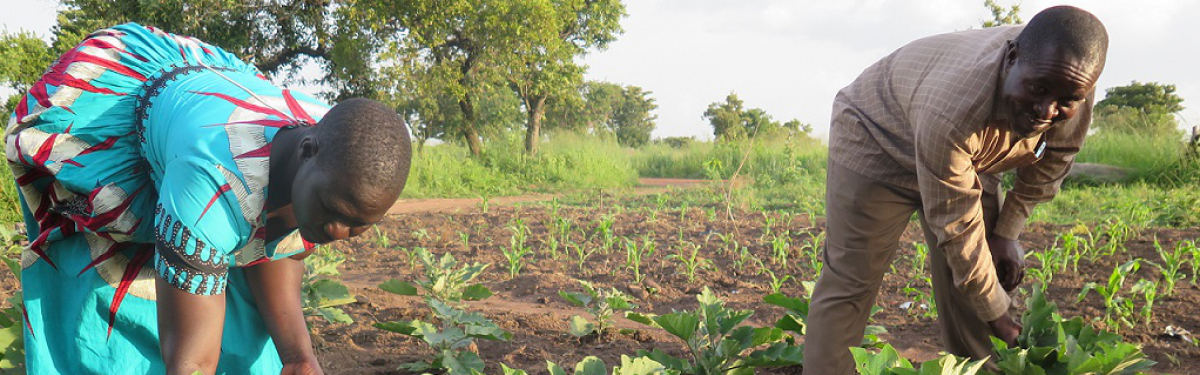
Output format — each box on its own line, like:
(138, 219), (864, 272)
(801, 162), (1002, 375)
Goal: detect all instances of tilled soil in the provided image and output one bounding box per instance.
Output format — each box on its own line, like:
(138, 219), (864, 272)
(0, 201), (1196, 374)
(309, 205), (1199, 375)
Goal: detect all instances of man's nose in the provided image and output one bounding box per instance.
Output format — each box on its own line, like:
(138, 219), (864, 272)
(1036, 99), (1058, 121)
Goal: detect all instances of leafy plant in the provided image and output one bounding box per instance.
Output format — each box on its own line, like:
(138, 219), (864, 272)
(1185, 240), (1200, 284)
(0, 227), (26, 371)
(763, 268), (792, 294)
(627, 287), (803, 375)
(769, 232), (790, 267)
(572, 242), (599, 274)
(375, 249), (508, 374)
(594, 214), (618, 253)
(993, 284), (1157, 375)
(559, 281), (637, 340)
(494, 355), (677, 375)
(848, 344), (986, 375)
(764, 291), (888, 348)
(301, 246), (356, 325)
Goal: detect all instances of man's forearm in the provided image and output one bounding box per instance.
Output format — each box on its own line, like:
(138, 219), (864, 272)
(244, 257), (316, 363)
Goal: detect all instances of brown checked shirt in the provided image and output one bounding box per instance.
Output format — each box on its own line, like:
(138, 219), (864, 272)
(828, 25), (1092, 321)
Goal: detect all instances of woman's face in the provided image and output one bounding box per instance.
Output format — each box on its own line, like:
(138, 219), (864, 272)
(290, 161), (389, 244)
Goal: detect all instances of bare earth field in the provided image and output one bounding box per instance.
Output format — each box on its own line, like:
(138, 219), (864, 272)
(0, 188), (1196, 374)
(311, 200), (1199, 375)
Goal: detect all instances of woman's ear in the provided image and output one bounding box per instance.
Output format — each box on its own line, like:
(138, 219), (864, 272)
(299, 134), (319, 160)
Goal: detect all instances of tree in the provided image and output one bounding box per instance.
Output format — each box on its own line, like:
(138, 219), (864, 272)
(703, 93), (810, 141)
(505, 0), (625, 155)
(0, 31), (55, 115)
(612, 86), (657, 147)
(981, 0), (1022, 28)
(1093, 81), (1185, 136)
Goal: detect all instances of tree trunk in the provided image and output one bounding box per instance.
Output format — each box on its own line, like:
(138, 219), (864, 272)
(524, 95), (547, 155)
(458, 95), (483, 157)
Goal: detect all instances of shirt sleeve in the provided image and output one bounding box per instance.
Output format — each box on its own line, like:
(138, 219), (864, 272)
(153, 157), (248, 295)
(914, 112), (1011, 322)
(993, 92), (1094, 240)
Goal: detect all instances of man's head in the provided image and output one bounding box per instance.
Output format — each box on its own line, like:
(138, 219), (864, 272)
(1000, 6), (1108, 138)
(291, 98), (413, 244)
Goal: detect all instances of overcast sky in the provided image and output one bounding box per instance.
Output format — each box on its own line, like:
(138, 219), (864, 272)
(5, 1), (1198, 140)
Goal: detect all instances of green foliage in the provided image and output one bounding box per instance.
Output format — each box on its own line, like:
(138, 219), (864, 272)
(404, 133), (639, 198)
(301, 246), (356, 326)
(521, 355), (676, 375)
(376, 249), (507, 374)
(547, 81), (658, 147)
(703, 93), (810, 141)
(0, 30), (54, 114)
(981, 0), (1022, 28)
(849, 344), (986, 375)
(763, 291), (887, 348)
(559, 281), (637, 339)
(1096, 81), (1185, 115)
(993, 285), (1156, 375)
(627, 287), (803, 375)
(1078, 260), (1141, 331)
(0, 227), (25, 371)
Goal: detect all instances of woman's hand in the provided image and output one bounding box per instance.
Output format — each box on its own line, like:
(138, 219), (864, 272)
(281, 354), (324, 375)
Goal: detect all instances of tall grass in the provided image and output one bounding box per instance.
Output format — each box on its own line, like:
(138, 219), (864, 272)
(1075, 131), (1199, 186)
(402, 132), (639, 198)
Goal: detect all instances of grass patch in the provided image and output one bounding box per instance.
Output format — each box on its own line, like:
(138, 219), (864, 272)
(1075, 131), (1199, 186)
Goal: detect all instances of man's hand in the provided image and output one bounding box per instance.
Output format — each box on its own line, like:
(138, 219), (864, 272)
(988, 313), (1022, 347)
(281, 354), (324, 375)
(988, 235), (1025, 292)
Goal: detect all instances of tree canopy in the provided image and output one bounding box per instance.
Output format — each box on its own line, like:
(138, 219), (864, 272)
(704, 93), (810, 141)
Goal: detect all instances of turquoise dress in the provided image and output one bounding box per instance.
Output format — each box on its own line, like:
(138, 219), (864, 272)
(5, 23), (329, 374)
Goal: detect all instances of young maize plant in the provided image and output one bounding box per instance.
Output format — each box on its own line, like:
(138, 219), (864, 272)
(1077, 260), (1141, 332)
(1148, 238), (1186, 297)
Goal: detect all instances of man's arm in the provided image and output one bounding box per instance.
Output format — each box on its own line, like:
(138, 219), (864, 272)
(157, 276), (226, 375)
(244, 256), (323, 374)
(993, 91), (1095, 240)
(914, 112), (1011, 323)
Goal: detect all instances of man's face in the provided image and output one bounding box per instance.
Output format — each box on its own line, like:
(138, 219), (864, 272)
(999, 45), (1100, 138)
(290, 161), (389, 244)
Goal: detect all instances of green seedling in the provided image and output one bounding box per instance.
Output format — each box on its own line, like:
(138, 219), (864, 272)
(799, 232), (826, 277)
(559, 281), (637, 341)
(477, 193), (492, 214)
(1147, 238), (1186, 297)
(376, 249), (508, 375)
(458, 231), (471, 252)
(1185, 240), (1200, 284)
(301, 246), (356, 326)
(627, 288), (803, 374)
(501, 221), (533, 279)
(1078, 260), (1140, 332)
(1132, 279), (1158, 326)
(770, 232), (791, 268)
(572, 243), (598, 275)
(624, 235), (656, 284)
(667, 242), (711, 283)
(763, 268), (793, 294)
(371, 225), (390, 248)
(594, 214), (617, 253)
(494, 355), (673, 375)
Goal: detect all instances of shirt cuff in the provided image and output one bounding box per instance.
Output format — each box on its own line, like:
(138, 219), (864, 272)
(993, 198), (1030, 240)
(974, 282), (1011, 322)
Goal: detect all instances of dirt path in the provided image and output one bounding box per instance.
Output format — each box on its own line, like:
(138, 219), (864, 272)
(387, 178), (715, 214)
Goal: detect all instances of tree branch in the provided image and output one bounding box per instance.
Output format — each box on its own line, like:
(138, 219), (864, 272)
(254, 44), (329, 74)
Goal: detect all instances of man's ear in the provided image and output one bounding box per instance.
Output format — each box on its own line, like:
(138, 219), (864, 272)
(1004, 41), (1019, 69)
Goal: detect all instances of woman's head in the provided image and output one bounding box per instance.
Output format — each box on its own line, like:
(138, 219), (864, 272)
(290, 98), (412, 244)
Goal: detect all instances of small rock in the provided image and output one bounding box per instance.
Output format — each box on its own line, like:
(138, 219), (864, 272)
(628, 285), (649, 300)
(355, 295), (370, 305)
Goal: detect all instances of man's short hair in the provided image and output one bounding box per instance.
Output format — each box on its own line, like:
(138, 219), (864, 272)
(1015, 6), (1109, 71)
(316, 98), (413, 195)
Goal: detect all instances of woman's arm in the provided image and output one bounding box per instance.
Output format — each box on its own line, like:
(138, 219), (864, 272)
(244, 257), (323, 374)
(157, 276), (226, 375)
